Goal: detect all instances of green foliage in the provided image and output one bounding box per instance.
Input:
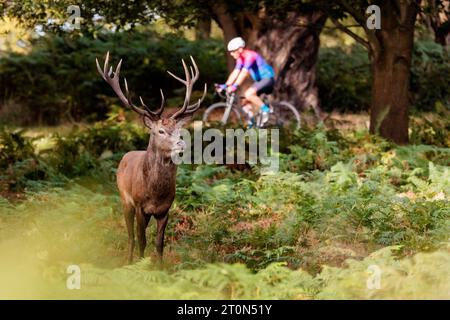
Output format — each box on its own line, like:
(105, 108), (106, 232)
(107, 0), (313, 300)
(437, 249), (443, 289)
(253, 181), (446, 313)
(317, 41), (450, 112)
(317, 45), (371, 112)
(0, 129), (47, 191)
(0, 182), (447, 299)
(0, 31), (225, 125)
(317, 245), (450, 299)
(0, 119), (449, 299)
(0, 120), (149, 193)
(279, 126), (345, 172)
(3, 0), (157, 34)
(0, 128), (36, 168)
(50, 120), (147, 177)
(177, 165), (236, 209)
(411, 40), (450, 111)
(409, 106), (450, 147)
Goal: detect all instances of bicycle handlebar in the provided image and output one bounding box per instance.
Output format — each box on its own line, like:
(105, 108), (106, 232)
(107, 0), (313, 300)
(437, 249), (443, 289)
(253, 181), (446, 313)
(214, 83), (231, 100)
(213, 83), (246, 101)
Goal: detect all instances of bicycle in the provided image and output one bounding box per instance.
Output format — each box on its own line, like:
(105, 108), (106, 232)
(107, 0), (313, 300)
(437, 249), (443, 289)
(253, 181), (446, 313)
(202, 85), (301, 129)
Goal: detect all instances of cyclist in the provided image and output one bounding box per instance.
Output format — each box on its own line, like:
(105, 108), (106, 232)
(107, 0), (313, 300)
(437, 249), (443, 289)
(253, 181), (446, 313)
(216, 37), (275, 127)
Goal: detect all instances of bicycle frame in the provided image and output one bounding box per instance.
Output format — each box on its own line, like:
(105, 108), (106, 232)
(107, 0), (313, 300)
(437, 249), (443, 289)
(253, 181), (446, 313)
(209, 88), (300, 129)
(216, 91), (241, 125)
(222, 92), (235, 124)
(215, 90), (267, 126)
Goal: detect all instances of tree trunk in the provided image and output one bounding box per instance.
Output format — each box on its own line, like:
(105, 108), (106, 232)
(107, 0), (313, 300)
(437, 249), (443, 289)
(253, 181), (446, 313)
(195, 17), (212, 40)
(250, 12), (327, 117)
(368, 1), (419, 145)
(212, 4), (239, 72)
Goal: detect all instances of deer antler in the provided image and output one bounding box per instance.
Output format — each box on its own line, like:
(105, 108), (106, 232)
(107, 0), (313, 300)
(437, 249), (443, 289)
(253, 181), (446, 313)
(96, 51), (164, 120)
(167, 56), (207, 119)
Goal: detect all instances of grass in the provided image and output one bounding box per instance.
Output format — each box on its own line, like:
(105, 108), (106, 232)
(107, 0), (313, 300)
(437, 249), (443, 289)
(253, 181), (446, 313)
(0, 113), (449, 299)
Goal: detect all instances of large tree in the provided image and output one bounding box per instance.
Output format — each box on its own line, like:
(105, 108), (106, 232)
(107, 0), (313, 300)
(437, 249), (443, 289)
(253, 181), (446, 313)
(324, 0), (421, 144)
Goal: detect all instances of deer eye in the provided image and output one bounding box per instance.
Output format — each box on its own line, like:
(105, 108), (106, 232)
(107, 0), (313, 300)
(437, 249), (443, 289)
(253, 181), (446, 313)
(158, 129), (165, 135)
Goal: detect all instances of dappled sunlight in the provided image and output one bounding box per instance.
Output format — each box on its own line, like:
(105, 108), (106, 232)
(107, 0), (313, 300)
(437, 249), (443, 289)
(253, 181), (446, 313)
(0, 17), (32, 54)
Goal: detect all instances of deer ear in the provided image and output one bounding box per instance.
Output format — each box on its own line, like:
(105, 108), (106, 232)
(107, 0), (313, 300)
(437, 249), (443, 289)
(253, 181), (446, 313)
(175, 113), (193, 128)
(143, 116), (156, 129)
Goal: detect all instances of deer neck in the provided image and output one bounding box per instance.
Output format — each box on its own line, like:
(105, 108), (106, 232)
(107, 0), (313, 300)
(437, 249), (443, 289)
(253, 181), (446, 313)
(143, 141), (177, 182)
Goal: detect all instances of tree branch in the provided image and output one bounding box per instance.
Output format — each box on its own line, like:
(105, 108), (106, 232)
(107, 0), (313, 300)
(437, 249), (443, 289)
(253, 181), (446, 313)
(338, 0), (367, 26)
(335, 0), (382, 61)
(296, 23), (361, 30)
(330, 17), (370, 50)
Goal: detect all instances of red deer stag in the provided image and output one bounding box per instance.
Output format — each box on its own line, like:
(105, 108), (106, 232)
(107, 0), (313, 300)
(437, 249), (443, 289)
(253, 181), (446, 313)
(96, 52), (206, 263)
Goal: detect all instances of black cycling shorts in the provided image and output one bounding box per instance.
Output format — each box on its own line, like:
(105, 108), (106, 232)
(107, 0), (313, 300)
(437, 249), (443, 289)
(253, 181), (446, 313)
(252, 77), (275, 95)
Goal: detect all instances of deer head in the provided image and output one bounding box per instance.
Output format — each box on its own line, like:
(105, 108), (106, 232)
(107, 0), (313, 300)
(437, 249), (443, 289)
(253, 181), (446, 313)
(96, 52), (207, 159)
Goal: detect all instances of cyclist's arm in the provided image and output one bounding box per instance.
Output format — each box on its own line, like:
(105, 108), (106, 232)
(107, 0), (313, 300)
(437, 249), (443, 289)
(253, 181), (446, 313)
(232, 69), (249, 87)
(225, 69), (240, 86)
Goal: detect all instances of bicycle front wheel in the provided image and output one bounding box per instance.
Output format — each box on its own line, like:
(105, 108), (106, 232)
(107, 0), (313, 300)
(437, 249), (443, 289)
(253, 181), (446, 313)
(266, 101), (301, 129)
(203, 102), (242, 127)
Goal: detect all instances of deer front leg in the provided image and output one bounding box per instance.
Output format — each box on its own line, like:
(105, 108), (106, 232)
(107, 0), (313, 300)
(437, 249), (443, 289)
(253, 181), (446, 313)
(124, 205), (135, 264)
(155, 213), (169, 261)
(136, 208), (150, 259)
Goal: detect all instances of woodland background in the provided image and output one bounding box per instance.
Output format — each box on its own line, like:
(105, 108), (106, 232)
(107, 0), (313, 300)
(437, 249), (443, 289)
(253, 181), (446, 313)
(0, 0), (449, 299)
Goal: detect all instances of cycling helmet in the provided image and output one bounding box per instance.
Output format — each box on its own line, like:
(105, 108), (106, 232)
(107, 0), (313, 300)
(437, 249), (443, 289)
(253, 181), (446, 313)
(227, 37), (245, 51)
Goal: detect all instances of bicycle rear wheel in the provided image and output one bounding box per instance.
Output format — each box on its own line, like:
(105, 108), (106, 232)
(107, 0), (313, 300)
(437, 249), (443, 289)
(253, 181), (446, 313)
(203, 102), (242, 127)
(265, 101), (301, 129)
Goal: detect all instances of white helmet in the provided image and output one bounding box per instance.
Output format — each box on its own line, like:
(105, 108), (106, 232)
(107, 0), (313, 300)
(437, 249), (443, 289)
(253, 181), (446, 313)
(227, 37), (245, 51)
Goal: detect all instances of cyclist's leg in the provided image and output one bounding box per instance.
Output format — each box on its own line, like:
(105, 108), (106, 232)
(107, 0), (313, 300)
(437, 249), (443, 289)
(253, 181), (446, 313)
(242, 99), (254, 117)
(248, 78), (275, 107)
(244, 86), (264, 110)
(244, 86), (267, 127)
(241, 97), (255, 127)
(246, 78), (275, 126)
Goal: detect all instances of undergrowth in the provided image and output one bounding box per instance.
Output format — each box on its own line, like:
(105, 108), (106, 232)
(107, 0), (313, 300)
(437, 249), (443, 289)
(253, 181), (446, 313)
(0, 115), (449, 299)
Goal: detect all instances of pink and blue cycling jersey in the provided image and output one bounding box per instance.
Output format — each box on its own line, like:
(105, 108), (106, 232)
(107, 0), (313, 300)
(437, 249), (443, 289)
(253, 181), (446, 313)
(235, 49), (275, 82)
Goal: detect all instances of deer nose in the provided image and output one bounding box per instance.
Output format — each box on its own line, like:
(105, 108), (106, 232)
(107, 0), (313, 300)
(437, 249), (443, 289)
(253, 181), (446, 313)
(177, 140), (186, 149)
